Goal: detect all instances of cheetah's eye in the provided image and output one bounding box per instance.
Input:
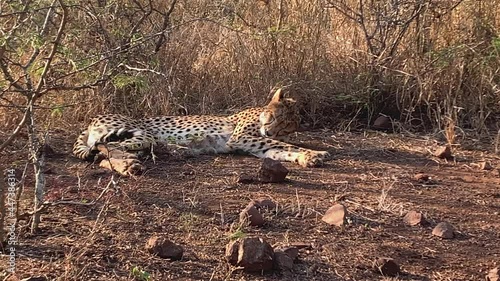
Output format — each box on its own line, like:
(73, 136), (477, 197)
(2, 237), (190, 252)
(264, 115), (275, 125)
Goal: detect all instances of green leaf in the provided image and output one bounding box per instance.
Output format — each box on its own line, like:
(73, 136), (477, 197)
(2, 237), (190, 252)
(131, 266), (151, 281)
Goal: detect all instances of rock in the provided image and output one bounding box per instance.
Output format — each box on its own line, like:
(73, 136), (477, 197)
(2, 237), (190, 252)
(404, 211), (428, 226)
(432, 222), (455, 239)
(486, 267), (499, 281)
(321, 204), (347, 226)
(225, 240), (240, 265)
(414, 173), (430, 182)
(225, 237), (274, 272)
(145, 236), (184, 260)
(259, 158), (289, 183)
(276, 246), (299, 261)
(250, 198), (277, 211)
(238, 173), (256, 184)
(434, 146), (453, 160)
(372, 116), (392, 131)
(273, 250), (294, 272)
(240, 205), (265, 226)
(372, 257), (400, 277)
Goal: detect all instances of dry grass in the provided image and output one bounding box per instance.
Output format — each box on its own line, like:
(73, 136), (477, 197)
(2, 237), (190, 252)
(1, 0), (499, 141)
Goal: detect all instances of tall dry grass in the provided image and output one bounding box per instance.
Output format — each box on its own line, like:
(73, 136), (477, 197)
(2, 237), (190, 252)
(1, 0), (499, 138)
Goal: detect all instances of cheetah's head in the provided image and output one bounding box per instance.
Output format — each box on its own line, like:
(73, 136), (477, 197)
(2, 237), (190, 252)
(259, 88), (300, 138)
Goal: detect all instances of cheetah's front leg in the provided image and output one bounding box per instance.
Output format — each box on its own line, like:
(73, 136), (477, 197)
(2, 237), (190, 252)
(227, 136), (330, 167)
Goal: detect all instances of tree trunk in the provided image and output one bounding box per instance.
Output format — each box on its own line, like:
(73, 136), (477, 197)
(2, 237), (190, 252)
(26, 107), (46, 233)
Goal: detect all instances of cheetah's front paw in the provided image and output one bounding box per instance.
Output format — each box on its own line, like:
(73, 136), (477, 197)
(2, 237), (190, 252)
(99, 158), (145, 176)
(298, 150), (330, 167)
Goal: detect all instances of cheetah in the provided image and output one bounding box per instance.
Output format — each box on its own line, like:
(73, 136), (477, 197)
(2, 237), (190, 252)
(73, 89), (330, 175)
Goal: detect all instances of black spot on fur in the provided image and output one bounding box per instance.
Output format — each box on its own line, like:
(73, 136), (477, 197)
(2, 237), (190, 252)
(103, 130), (135, 142)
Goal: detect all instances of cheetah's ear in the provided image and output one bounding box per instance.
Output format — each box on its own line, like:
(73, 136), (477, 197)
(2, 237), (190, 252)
(271, 88), (285, 103)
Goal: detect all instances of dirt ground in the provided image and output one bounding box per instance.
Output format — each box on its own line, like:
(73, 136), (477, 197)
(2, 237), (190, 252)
(1, 129), (499, 281)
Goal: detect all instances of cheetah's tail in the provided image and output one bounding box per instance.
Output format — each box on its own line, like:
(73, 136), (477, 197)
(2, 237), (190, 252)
(73, 128), (146, 161)
(73, 129), (96, 161)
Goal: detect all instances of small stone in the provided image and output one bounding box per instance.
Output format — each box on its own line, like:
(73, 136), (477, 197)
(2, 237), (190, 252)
(259, 158), (289, 183)
(225, 240), (240, 265)
(273, 250), (294, 272)
(250, 198), (277, 211)
(478, 161), (493, 171)
(372, 257), (400, 277)
(277, 246), (299, 261)
(145, 236), (184, 260)
(225, 237), (274, 272)
(486, 267), (499, 281)
(432, 222), (455, 239)
(434, 146), (453, 160)
(372, 116), (392, 131)
(240, 205), (265, 226)
(321, 204), (347, 226)
(238, 173), (256, 184)
(414, 173), (430, 182)
(404, 211), (428, 226)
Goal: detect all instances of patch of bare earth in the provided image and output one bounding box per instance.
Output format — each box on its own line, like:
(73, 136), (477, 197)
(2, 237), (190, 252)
(1, 130), (499, 280)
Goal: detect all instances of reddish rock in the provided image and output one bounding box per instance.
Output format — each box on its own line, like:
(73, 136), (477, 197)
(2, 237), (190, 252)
(434, 146), (453, 160)
(259, 158), (289, 183)
(414, 173), (430, 182)
(273, 250), (294, 272)
(282, 247), (299, 261)
(432, 222), (455, 239)
(321, 204), (347, 226)
(404, 211), (428, 226)
(274, 246), (299, 262)
(372, 257), (400, 277)
(225, 240), (240, 265)
(238, 173), (256, 184)
(145, 236), (184, 260)
(372, 116), (392, 131)
(225, 237), (274, 272)
(240, 205), (265, 226)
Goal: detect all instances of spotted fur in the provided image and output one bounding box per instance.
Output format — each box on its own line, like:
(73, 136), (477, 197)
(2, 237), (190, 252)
(73, 89), (330, 171)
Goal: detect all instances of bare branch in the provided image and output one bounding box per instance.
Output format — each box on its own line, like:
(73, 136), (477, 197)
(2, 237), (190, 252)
(0, 46), (25, 92)
(34, 0), (68, 95)
(388, 3), (426, 57)
(127, 0), (153, 44)
(0, 105), (30, 153)
(119, 63), (167, 78)
(23, 0), (58, 72)
(154, 0), (178, 53)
